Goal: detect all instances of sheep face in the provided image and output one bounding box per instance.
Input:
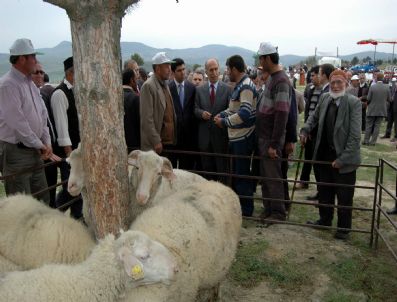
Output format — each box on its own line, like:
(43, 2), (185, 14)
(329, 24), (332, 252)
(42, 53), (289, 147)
(116, 230), (178, 287)
(67, 144), (85, 197)
(128, 150), (176, 205)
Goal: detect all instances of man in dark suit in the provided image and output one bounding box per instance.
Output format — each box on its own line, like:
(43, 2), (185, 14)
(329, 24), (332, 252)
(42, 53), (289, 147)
(168, 58), (197, 169)
(364, 73), (391, 145)
(122, 69), (140, 153)
(194, 58), (231, 183)
(300, 70), (361, 240)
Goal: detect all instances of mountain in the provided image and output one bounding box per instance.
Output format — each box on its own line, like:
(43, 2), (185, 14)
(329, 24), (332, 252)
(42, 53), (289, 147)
(0, 41), (394, 82)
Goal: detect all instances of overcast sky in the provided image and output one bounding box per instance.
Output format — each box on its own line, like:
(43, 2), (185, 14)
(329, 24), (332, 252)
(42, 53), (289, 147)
(0, 0), (395, 56)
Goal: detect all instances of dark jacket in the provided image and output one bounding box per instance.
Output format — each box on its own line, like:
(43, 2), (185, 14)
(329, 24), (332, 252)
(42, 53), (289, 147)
(123, 87), (140, 152)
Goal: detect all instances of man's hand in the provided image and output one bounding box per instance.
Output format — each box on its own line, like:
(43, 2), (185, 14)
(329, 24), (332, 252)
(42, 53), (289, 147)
(40, 144), (52, 160)
(154, 142), (163, 154)
(202, 111), (212, 120)
(332, 160), (341, 169)
(299, 134), (307, 146)
(213, 115), (224, 128)
(64, 146), (73, 157)
(268, 146), (278, 159)
(284, 142), (295, 155)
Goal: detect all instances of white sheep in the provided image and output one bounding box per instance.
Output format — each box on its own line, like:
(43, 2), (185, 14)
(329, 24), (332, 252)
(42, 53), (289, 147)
(0, 194), (95, 269)
(0, 230), (178, 302)
(120, 181), (242, 302)
(67, 145), (206, 221)
(0, 253), (20, 274)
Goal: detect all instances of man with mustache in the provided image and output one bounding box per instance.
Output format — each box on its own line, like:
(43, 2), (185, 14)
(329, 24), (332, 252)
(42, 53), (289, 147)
(300, 70), (361, 240)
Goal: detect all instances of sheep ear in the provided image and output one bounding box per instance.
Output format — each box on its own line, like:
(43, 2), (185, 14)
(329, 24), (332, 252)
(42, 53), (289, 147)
(128, 150), (141, 166)
(161, 157), (176, 180)
(117, 247), (145, 281)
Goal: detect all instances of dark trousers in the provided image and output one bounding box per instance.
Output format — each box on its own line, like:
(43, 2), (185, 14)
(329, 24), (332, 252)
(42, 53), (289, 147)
(260, 149), (286, 219)
(300, 138), (315, 182)
(318, 166), (356, 231)
(385, 102), (396, 138)
(167, 144), (195, 170)
(200, 143), (229, 184)
(44, 160), (58, 208)
(230, 133), (255, 216)
(1, 142), (49, 204)
(56, 161), (82, 219)
(362, 107), (367, 132)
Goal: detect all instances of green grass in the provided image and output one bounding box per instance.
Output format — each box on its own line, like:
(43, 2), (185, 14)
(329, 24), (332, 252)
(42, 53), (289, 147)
(230, 240), (309, 289)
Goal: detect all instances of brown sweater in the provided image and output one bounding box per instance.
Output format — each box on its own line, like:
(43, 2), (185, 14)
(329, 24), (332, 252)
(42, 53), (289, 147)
(161, 85), (175, 145)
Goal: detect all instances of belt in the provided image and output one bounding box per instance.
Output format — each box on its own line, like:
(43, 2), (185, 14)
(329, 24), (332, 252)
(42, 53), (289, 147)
(17, 142), (35, 150)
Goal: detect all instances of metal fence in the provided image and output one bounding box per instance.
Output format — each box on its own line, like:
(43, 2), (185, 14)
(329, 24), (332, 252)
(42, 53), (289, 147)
(0, 149), (396, 262)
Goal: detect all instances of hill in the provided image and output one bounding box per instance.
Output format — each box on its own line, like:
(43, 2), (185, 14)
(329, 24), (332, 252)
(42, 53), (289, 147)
(0, 41), (394, 82)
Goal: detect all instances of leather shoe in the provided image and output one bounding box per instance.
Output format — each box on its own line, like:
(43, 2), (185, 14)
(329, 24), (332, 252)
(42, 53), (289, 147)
(381, 135), (390, 139)
(306, 219), (332, 226)
(306, 192), (319, 201)
(387, 207), (397, 215)
(334, 231), (350, 240)
(296, 182), (309, 190)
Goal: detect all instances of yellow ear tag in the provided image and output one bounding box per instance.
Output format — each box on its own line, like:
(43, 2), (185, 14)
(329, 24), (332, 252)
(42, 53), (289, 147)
(131, 264), (145, 280)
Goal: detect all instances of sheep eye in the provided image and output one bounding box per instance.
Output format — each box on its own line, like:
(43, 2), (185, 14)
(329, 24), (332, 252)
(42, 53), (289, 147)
(140, 254), (150, 261)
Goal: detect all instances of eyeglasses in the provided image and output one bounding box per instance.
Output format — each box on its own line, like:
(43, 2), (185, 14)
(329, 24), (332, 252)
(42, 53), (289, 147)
(33, 70), (44, 75)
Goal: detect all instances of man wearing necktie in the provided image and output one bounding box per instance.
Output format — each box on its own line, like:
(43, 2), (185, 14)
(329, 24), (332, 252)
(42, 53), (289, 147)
(300, 70), (362, 240)
(194, 58), (231, 183)
(168, 58), (197, 169)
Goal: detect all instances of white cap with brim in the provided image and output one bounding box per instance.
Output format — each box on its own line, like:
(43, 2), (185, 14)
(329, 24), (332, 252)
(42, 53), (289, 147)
(392, 78), (397, 82)
(10, 38), (38, 56)
(152, 52), (175, 65)
(257, 42), (278, 56)
(351, 75), (359, 80)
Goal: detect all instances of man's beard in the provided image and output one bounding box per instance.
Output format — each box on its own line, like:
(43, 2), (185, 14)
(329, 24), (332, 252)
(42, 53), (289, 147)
(329, 89), (345, 99)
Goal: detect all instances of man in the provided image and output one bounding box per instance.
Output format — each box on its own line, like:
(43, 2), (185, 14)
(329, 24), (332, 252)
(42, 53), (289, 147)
(305, 63), (335, 201)
(358, 73), (369, 132)
(300, 70), (361, 240)
(214, 55), (257, 217)
(122, 69), (140, 153)
(0, 38), (52, 203)
(191, 69), (205, 87)
(297, 66), (323, 190)
(363, 73), (390, 146)
(387, 87), (397, 215)
(140, 52), (176, 154)
(32, 63), (59, 208)
(124, 59), (141, 92)
(168, 58), (197, 169)
(347, 74), (360, 97)
(51, 56), (82, 219)
(256, 42), (291, 221)
(195, 58), (231, 183)
(382, 78), (397, 140)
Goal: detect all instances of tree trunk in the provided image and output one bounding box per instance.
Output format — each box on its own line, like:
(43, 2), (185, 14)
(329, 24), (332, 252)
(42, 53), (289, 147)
(44, 0), (138, 238)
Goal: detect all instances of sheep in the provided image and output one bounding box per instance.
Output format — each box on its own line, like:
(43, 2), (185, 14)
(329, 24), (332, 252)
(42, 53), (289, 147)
(0, 194), (95, 269)
(120, 181), (242, 302)
(0, 230), (178, 302)
(67, 145), (206, 221)
(0, 253), (20, 274)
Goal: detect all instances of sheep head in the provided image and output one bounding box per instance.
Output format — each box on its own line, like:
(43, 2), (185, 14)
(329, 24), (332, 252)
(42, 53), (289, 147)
(127, 150), (176, 205)
(66, 143), (85, 197)
(116, 230), (178, 287)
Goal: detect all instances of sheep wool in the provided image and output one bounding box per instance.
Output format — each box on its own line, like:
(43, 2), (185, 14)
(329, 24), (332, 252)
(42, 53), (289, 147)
(0, 253), (20, 274)
(0, 194), (95, 269)
(123, 181), (242, 302)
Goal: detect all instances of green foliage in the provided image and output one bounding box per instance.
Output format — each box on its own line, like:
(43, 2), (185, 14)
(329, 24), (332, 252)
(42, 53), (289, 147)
(375, 59), (383, 66)
(130, 53), (144, 66)
(192, 64), (201, 71)
(253, 53), (259, 67)
(363, 56), (372, 63)
(351, 56), (359, 65)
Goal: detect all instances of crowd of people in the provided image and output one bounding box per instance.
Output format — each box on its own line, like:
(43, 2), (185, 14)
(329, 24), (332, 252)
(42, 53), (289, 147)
(1, 37), (397, 241)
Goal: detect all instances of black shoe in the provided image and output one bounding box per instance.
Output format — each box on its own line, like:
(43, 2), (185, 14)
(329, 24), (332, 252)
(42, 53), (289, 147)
(306, 192), (319, 201)
(387, 207), (397, 215)
(381, 135), (390, 139)
(306, 219), (332, 227)
(334, 231), (350, 240)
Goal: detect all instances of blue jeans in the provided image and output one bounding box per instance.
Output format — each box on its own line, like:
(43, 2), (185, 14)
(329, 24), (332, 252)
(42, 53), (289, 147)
(229, 132), (255, 216)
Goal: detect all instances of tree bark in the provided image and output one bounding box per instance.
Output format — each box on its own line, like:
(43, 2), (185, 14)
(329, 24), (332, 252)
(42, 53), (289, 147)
(44, 0), (139, 238)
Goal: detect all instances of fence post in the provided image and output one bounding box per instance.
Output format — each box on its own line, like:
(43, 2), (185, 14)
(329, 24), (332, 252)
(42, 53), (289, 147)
(374, 159), (384, 250)
(370, 161), (380, 247)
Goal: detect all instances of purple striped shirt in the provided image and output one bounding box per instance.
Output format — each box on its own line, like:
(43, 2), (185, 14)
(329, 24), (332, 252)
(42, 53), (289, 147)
(0, 66), (50, 149)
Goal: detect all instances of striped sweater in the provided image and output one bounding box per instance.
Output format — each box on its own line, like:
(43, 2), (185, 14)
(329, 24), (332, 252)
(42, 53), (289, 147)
(220, 75), (257, 142)
(256, 70), (291, 150)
